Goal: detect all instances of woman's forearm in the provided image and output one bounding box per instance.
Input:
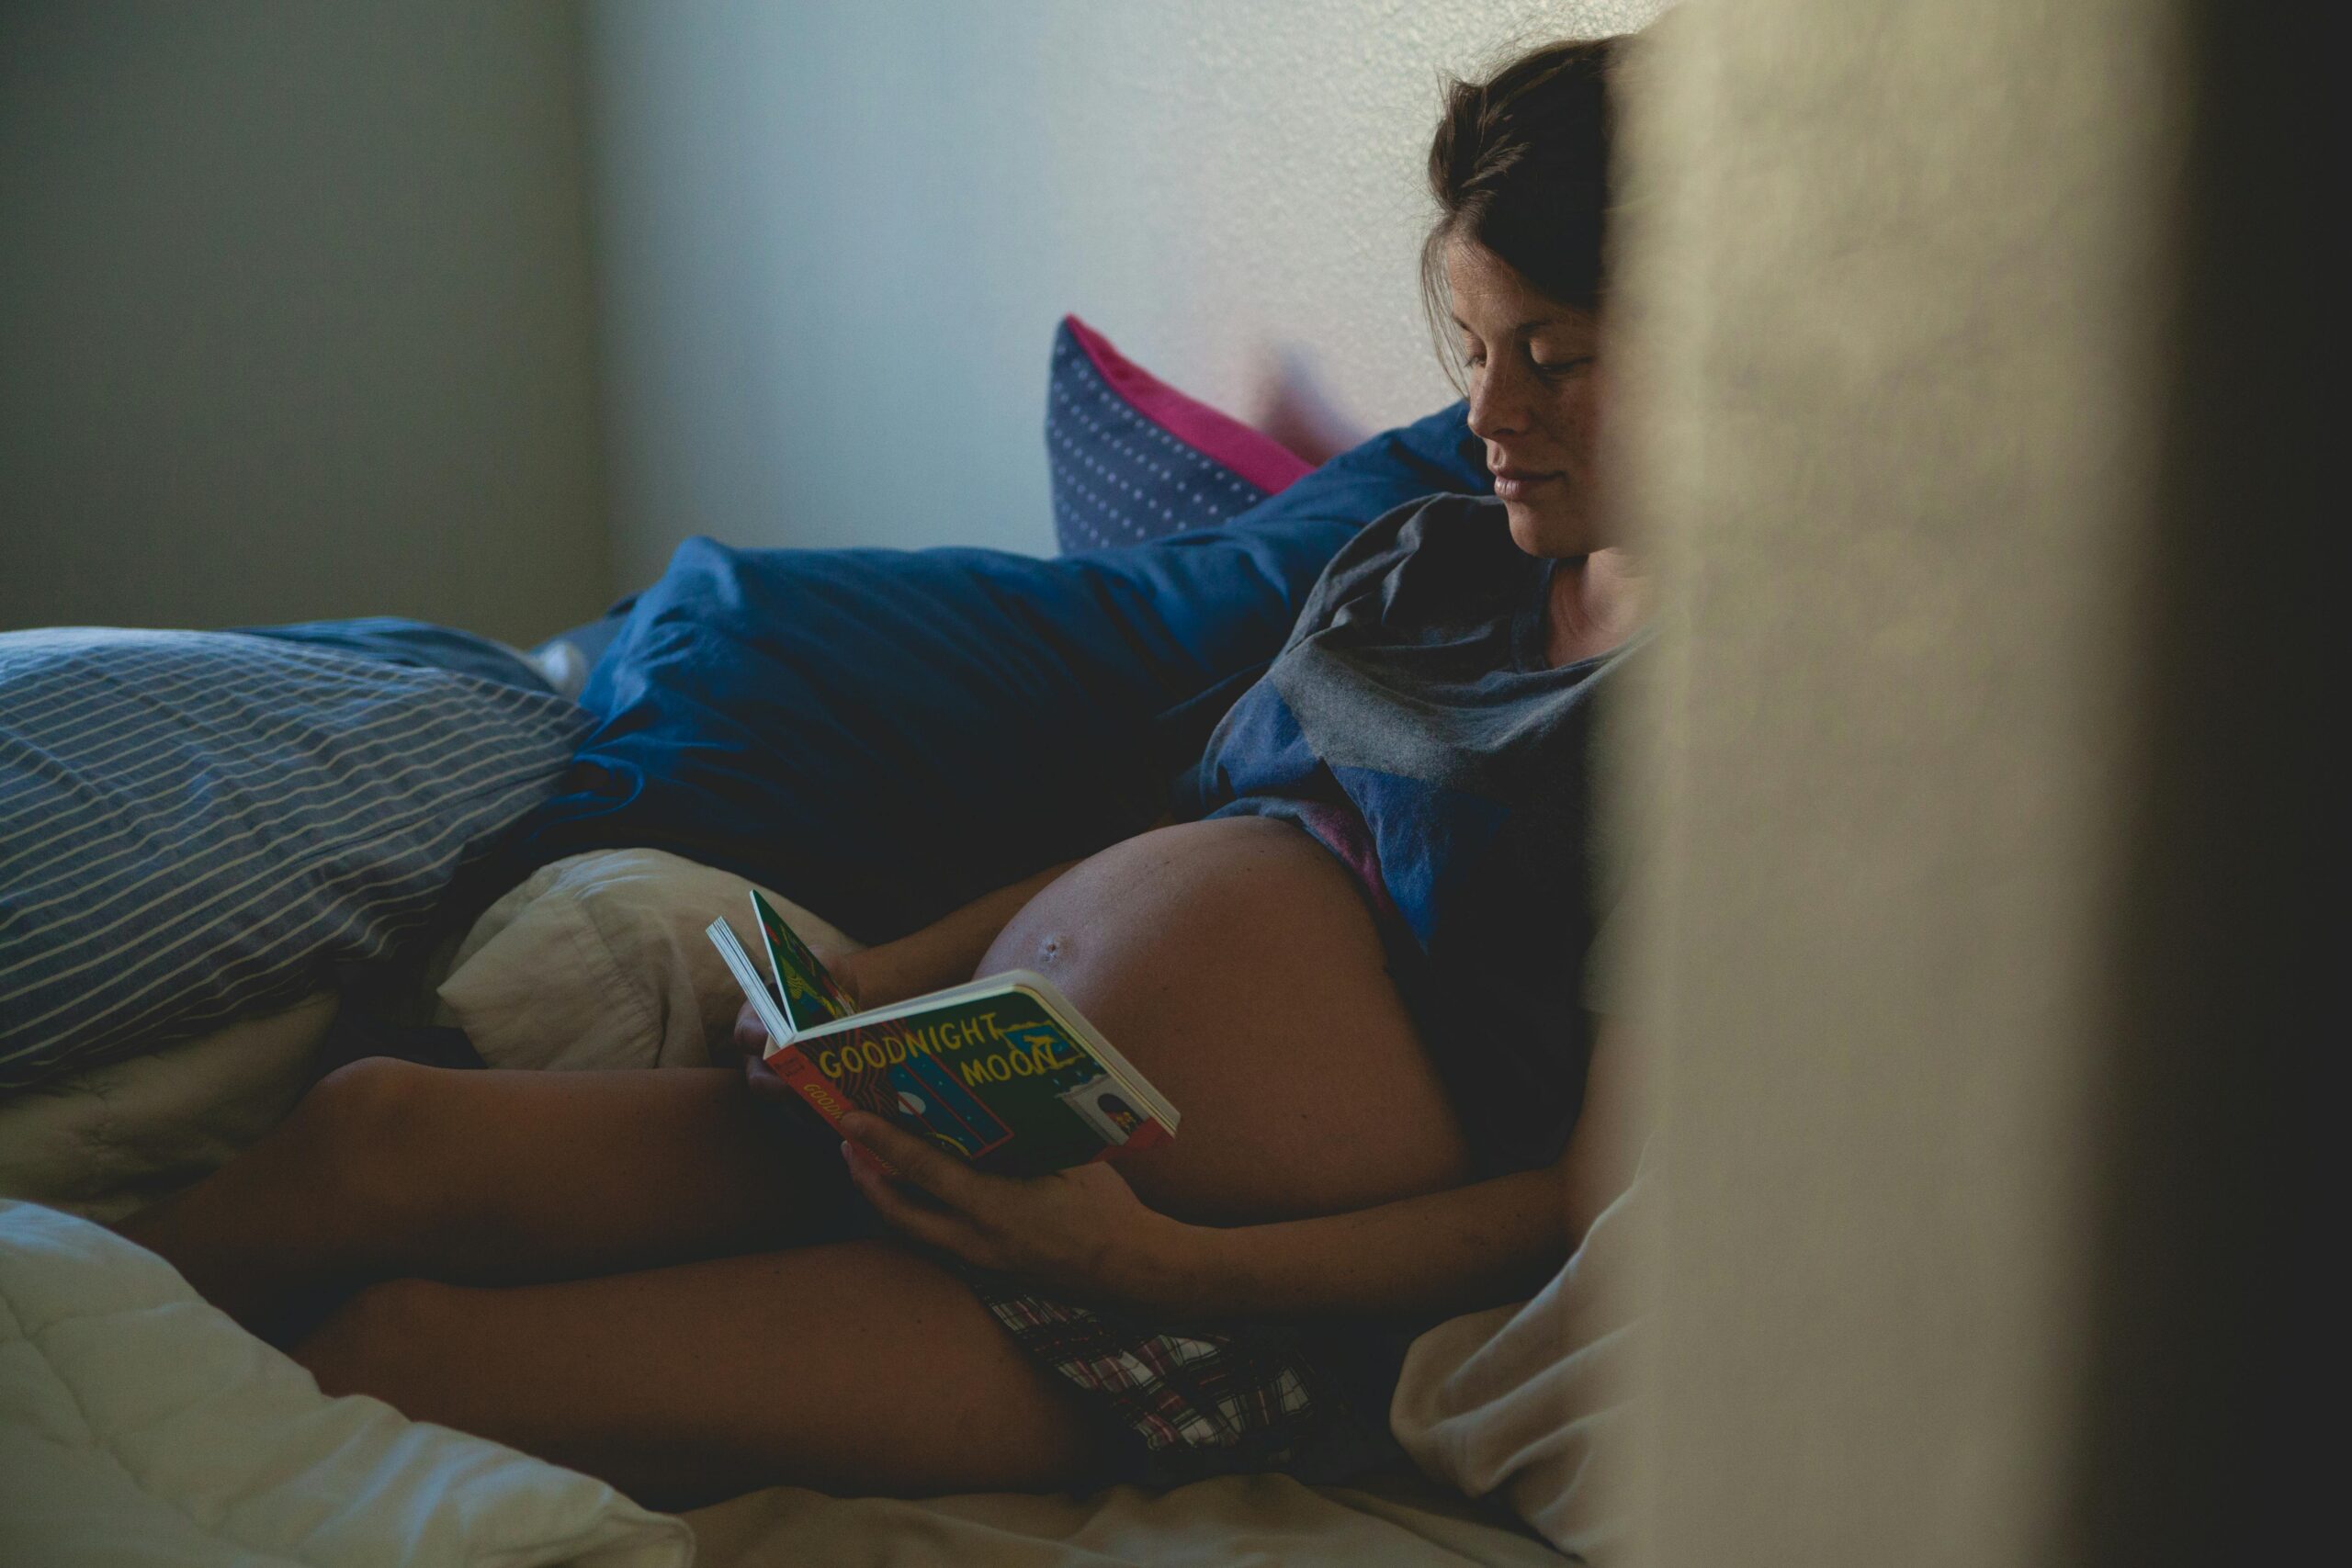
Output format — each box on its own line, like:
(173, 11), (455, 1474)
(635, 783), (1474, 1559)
(1148, 1161), (1573, 1322)
(842, 859), (1080, 1007)
(1137, 1018), (1642, 1322)
(1144, 1018), (1642, 1322)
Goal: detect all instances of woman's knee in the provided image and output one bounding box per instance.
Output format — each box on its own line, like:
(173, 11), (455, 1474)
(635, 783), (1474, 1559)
(290, 1057), (469, 1229)
(294, 1276), (464, 1408)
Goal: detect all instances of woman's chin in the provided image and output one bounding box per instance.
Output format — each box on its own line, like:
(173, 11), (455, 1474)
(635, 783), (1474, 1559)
(1502, 494), (1600, 558)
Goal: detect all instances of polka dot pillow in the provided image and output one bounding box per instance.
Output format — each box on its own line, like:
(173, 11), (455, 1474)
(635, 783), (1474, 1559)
(1046, 314), (1315, 554)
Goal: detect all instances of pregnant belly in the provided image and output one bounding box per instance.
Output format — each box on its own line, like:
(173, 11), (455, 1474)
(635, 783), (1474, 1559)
(979, 815), (1470, 1225)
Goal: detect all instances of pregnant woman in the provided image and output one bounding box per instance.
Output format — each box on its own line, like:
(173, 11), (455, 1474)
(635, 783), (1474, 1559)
(124, 35), (1653, 1506)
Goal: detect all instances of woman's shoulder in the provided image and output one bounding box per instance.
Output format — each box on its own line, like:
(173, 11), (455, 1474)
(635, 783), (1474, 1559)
(1292, 493), (1514, 626)
(1300, 493), (1536, 632)
(1351, 491), (1510, 560)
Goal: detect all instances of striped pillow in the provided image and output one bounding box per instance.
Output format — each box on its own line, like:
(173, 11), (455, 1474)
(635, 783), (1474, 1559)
(0, 629), (591, 1091)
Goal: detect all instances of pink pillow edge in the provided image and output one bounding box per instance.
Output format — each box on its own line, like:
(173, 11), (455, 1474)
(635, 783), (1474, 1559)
(1063, 313), (1316, 496)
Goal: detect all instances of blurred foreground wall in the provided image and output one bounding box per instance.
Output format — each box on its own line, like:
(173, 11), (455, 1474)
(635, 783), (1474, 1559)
(1617, 0), (2323, 1561)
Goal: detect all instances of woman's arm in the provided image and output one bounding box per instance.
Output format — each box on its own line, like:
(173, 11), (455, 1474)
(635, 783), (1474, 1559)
(747, 816), (1178, 1031)
(1151, 1156), (1569, 1320)
(842, 1015), (1648, 1323)
(729, 860), (1089, 1065)
(1193, 1015), (1649, 1319)
(834, 858), (1082, 1009)
(730, 861), (1077, 1068)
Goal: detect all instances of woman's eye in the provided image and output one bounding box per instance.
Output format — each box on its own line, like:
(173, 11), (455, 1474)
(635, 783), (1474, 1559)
(1532, 355), (1593, 378)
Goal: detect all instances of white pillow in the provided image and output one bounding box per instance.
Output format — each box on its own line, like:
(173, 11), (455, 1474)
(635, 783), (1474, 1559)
(1390, 1156), (1655, 1560)
(435, 849), (861, 1071)
(0, 1199), (690, 1567)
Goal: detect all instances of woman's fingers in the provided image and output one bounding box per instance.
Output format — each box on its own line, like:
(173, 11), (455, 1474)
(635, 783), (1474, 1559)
(838, 1111), (978, 1205)
(841, 1139), (996, 1262)
(741, 1053), (791, 1099)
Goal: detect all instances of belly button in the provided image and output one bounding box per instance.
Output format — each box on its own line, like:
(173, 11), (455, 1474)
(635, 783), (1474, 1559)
(1036, 934), (1064, 966)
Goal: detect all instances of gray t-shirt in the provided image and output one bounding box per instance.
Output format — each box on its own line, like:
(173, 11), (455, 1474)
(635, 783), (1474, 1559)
(1186, 494), (1643, 1175)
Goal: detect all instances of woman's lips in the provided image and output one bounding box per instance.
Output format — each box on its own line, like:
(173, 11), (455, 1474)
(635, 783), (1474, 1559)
(1491, 469), (1561, 502)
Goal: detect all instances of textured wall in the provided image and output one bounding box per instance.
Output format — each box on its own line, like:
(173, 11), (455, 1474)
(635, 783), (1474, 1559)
(582, 0), (1665, 587)
(0, 2), (610, 644)
(1610, 0), (2217, 1560)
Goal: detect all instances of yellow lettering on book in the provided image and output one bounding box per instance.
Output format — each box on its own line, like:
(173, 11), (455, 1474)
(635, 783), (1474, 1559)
(774, 1055), (849, 1117)
(816, 1030), (989, 1076)
(958, 1055), (1001, 1084)
(888, 1018), (1003, 1058)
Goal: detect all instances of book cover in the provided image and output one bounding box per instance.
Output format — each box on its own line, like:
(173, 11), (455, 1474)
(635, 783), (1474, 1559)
(707, 898), (1178, 1177)
(751, 889), (855, 1034)
(788, 978), (1174, 1174)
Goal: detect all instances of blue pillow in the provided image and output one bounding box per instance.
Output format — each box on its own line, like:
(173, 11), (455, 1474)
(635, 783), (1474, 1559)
(498, 402), (1492, 943)
(0, 630), (591, 1090)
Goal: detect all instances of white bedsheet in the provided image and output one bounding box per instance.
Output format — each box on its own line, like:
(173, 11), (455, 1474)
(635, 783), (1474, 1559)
(684, 1472), (1566, 1568)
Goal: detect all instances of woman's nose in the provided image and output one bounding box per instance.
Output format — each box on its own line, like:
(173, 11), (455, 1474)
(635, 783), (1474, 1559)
(1465, 364), (1529, 439)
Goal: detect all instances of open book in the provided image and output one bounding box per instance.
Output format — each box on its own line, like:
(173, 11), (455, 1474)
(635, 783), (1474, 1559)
(707, 891), (1178, 1174)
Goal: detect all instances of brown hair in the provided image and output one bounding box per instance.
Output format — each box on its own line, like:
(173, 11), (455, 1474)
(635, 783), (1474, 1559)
(1423, 37), (1624, 381)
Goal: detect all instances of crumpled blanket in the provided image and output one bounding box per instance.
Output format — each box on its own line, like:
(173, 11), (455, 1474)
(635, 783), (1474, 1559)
(1389, 1160), (1654, 1561)
(0, 1199), (690, 1568)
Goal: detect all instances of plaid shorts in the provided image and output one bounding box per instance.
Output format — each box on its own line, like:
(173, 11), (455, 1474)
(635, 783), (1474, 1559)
(956, 1271), (1421, 1490)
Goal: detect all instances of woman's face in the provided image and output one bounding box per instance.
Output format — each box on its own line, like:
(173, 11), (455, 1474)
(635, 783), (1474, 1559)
(1445, 239), (1608, 558)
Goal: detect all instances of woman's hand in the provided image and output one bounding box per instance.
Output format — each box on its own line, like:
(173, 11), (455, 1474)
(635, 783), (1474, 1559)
(837, 1110), (1201, 1314)
(731, 952), (872, 1097)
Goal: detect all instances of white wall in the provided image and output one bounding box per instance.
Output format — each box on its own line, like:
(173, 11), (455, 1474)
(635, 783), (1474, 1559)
(0, 1), (610, 646)
(582, 0), (1665, 590)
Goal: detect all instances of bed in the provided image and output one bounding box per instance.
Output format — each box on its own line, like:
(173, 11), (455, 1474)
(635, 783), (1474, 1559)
(0, 982), (1636, 1567)
(0, 332), (1637, 1566)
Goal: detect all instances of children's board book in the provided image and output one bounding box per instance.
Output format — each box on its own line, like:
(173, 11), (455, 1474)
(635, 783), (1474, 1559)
(707, 890), (1178, 1175)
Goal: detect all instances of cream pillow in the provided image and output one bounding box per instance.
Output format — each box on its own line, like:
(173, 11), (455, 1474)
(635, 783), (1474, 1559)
(0, 993), (337, 1224)
(435, 849), (861, 1072)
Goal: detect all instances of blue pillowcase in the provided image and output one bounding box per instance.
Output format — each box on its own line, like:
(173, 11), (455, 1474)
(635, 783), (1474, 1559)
(0, 630), (591, 1089)
(495, 403), (1491, 943)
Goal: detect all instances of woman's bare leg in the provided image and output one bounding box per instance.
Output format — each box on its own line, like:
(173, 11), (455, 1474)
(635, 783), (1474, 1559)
(292, 1239), (1099, 1508)
(119, 1058), (820, 1341)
